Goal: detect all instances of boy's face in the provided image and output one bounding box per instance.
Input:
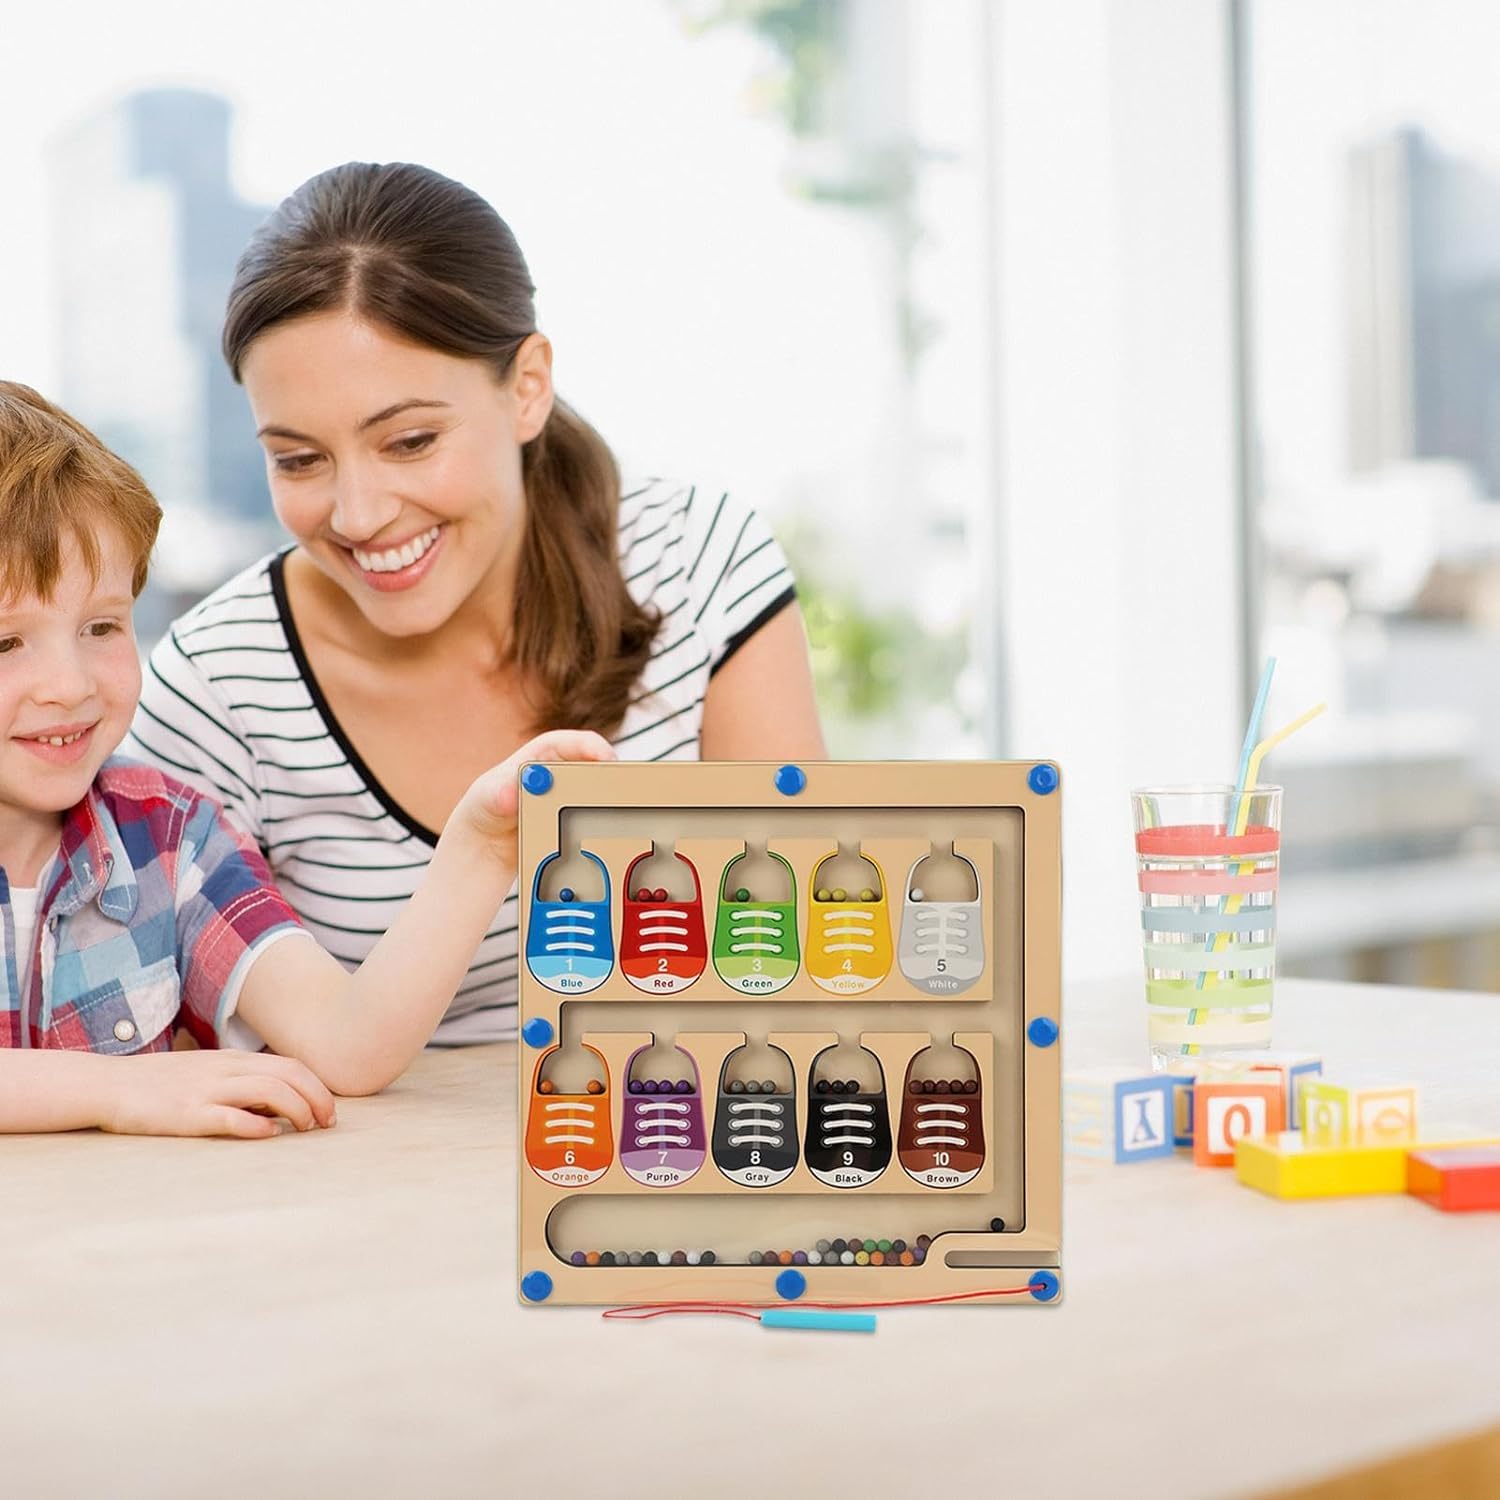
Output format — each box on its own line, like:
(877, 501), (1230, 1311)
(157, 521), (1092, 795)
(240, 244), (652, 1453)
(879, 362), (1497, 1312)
(0, 528), (140, 820)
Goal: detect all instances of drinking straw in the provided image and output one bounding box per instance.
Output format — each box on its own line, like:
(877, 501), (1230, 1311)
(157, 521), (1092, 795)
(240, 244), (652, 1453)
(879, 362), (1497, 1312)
(1192, 658), (1276, 994)
(1193, 702), (1327, 1014)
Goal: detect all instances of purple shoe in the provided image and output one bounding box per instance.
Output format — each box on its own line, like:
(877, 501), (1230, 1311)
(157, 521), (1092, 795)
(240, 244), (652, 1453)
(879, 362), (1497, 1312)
(621, 1045), (708, 1187)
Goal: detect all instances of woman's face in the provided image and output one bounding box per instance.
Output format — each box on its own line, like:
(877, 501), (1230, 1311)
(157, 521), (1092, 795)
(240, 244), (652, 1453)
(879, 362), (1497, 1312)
(241, 311), (553, 640)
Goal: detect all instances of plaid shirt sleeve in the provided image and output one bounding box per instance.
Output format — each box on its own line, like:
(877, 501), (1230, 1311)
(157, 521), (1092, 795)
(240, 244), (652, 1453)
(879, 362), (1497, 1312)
(173, 792), (306, 1048)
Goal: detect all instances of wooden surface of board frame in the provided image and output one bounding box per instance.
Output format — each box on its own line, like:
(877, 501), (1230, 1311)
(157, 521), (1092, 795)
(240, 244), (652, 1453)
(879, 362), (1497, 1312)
(515, 760), (1062, 1308)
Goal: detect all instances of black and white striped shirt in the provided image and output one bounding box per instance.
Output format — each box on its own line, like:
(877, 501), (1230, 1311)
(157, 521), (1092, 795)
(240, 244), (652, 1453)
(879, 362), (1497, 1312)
(125, 480), (796, 1045)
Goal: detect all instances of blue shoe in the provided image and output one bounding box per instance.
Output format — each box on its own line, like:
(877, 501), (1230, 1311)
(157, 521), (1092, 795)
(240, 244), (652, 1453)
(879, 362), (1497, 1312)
(525, 850), (614, 994)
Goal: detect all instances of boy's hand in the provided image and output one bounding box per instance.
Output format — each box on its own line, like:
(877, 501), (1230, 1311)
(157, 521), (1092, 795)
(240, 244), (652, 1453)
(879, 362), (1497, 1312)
(453, 730), (616, 854)
(101, 1050), (338, 1139)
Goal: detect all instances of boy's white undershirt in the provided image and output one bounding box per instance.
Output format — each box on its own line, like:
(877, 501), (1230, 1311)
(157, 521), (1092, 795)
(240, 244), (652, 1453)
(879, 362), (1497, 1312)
(7, 851), (55, 992)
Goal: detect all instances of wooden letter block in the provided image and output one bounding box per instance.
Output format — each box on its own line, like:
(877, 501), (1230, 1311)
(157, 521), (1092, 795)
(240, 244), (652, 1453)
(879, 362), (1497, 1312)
(1300, 1082), (1418, 1147)
(1063, 1069), (1174, 1164)
(1407, 1146), (1500, 1212)
(1246, 1052), (1322, 1131)
(1193, 1080), (1284, 1167)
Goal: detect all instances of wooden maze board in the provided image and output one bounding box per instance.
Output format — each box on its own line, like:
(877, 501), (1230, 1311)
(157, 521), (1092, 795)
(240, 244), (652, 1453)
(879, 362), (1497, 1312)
(515, 761), (1062, 1308)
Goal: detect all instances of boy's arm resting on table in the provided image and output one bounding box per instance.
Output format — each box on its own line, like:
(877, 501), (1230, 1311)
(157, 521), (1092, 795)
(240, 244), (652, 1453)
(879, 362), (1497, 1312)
(699, 602), (826, 760)
(0, 1048), (336, 1137)
(234, 729), (616, 1098)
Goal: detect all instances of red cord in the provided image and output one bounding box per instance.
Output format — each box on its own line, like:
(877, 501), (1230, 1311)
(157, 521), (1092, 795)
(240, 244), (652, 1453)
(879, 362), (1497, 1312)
(602, 1283), (1045, 1320)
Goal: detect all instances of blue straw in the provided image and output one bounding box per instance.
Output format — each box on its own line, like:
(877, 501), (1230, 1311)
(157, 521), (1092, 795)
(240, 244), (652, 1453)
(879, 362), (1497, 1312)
(1193, 657), (1276, 994)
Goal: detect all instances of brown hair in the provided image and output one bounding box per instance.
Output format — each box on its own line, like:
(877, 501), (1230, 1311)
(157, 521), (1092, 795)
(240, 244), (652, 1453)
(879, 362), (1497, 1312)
(223, 162), (660, 736)
(0, 382), (161, 602)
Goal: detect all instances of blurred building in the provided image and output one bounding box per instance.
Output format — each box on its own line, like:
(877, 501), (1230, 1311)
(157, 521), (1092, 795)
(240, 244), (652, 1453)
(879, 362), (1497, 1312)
(1348, 126), (1500, 494)
(47, 88), (275, 609)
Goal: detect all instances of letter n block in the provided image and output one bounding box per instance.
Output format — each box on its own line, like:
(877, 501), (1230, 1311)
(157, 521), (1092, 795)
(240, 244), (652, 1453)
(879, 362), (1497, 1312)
(1193, 1080), (1284, 1167)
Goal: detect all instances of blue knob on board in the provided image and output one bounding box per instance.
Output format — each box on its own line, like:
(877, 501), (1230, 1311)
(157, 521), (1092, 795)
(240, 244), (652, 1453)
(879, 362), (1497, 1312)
(774, 764), (807, 796)
(521, 763), (554, 795)
(1027, 763), (1059, 795)
(521, 1016), (555, 1049)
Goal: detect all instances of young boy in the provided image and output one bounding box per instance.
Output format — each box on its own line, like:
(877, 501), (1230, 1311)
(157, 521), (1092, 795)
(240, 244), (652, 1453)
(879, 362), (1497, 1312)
(0, 382), (611, 1136)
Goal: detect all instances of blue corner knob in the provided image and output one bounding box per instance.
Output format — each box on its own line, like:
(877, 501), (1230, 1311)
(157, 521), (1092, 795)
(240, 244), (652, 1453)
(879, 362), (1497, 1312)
(775, 1268), (807, 1301)
(1027, 763), (1059, 795)
(1029, 1270), (1060, 1303)
(521, 1271), (554, 1302)
(1027, 1016), (1059, 1048)
(520, 763), (554, 795)
(521, 1016), (555, 1049)
(774, 764), (807, 796)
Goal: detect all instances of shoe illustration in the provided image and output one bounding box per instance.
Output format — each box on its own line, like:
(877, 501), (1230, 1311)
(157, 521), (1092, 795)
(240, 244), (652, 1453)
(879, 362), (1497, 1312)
(620, 1044), (708, 1187)
(711, 1047), (798, 1187)
(803, 1047), (892, 1187)
(897, 1046), (985, 1187)
(712, 846), (799, 994)
(525, 1044), (613, 1186)
(806, 847), (893, 995)
(620, 848), (708, 995)
(897, 845), (985, 996)
(524, 850), (614, 994)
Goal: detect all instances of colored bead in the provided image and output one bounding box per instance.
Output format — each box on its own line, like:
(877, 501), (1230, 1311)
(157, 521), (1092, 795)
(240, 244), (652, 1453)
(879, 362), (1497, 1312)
(816, 887), (831, 902)
(642, 1252), (659, 1266)
(964, 1079), (979, 1093)
(629, 1251), (644, 1266)
(635, 887), (651, 902)
(815, 1079), (830, 1094)
(831, 1239), (847, 1254)
(760, 1081), (777, 1095)
(671, 1251), (688, 1266)
(909, 1080), (923, 1094)
(909, 887), (925, 902)
(792, 1250), (808, 1266)
(586, 1079), (604, 1094)
(570, 1251), (586, 1266)
(989, 1218), (1006, 1233)
(845, 1081), (860, 1094)
(748, 1251), (763, 1266)
(877, 1239), (892, 1253)
(735, 887), (751, 902)
(778, 1251), (793, 1266)
(855, 1251), (870, 1266)
(585, 1251), (600, 1266)
(686, 1251), (701, 1266)
(642, 1080), (657, 1094)
(860, 888), (876, 902)
(916, 1234), (931, 1249)
(807, 1250), (822, 1265)
(922, 1079), (937, 1094)
(598, 1252), (614, 1266)
(628, 1079), (644, 1094)
(870, 1251), (885, 1266)
(744, 1080), (762, 1094)
(676, 1079), (692, 1094)
(815, 1239), (831, 1254)
(728, 1078), (745, 1093)
(832, 888), (847, 902)
(936, 1081), (951, 1094)
(652, 888), (668, 902)
(700, 1251), (716, 1266)
(840, 1251), (855, 1265)
(538, 1079), (556, 1094)
(900, 1251), (914, 1266)
(913, 1248), (926, 1265)
(558, 887), (574, 902)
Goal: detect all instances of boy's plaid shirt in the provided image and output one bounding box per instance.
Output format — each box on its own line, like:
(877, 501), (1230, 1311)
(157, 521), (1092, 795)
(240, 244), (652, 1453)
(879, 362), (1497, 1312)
(0, 758), (303, 1052)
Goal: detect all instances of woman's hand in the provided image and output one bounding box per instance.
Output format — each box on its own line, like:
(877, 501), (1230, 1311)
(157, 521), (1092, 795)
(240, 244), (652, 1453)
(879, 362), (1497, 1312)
(452, 729), (616, 856)
(101, 1050), (338, 1138)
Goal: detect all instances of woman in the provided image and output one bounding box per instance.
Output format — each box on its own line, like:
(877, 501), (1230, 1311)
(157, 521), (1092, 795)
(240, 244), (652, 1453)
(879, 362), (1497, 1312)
(129, 162), (824, 1046)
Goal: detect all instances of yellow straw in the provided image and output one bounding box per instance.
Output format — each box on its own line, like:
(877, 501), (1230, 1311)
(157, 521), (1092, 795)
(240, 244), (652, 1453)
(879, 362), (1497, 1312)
(1205, 702), (1327, 965)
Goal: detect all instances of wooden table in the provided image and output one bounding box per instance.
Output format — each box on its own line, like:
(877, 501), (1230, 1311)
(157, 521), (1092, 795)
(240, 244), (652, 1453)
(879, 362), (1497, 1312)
(3, 978), (1498, 1499)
